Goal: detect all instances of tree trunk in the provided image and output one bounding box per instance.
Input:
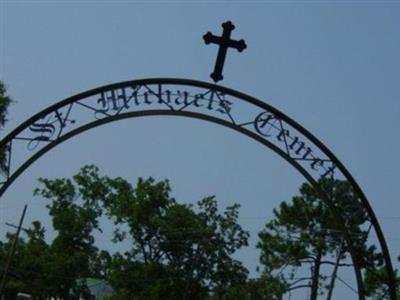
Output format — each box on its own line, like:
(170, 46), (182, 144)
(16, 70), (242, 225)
(310, 250), (322, 300)
(326, 242), (344, 300)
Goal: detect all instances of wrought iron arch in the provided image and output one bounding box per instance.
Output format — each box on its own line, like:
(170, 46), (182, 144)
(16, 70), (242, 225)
(0, 78), (396, 299)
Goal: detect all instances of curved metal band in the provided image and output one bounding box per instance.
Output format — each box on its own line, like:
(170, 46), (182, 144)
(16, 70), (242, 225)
(0, 78), (396, 299)
(0, 110), (365, 298)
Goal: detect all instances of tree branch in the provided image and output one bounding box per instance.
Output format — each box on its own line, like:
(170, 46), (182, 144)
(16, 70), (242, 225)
(288, 277), (311, 287)
(286, 284), (312, 292)
(320, 260), (352, 267)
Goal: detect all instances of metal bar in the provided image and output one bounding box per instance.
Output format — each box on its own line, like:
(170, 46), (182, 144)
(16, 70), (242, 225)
(0, 78), (395, 299)
(0, 204), (28, 294)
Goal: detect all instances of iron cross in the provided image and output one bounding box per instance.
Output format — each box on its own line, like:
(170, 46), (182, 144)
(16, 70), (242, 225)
(203, 21), (247, 83)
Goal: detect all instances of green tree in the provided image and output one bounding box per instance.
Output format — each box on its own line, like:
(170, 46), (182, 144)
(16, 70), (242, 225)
(364, 255), (400, 299)
(19, 165), (252, 299)
(18, 221), (51, 299)
(257, 179), (382, 300)
(0, 222), (52, 299)
(207, 275), (286, 300)
(0, 233), (26, 299)
(60, 165), (250, 299)
(33, 167), (105, 299)
(1, 169), (105, 300)
(0, 80), (12, 173)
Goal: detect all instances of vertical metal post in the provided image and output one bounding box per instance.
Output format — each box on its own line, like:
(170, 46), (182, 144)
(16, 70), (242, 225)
(0, 204), (28, 294)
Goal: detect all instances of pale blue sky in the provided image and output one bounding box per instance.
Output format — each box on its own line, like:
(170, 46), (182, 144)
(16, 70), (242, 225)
(1, 1), (399, 299)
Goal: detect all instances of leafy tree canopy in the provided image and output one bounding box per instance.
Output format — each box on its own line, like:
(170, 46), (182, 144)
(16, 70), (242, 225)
(257, 179), (385, 300)
(72, 165), (250, 299)
(1, 166), (397, 300)
(1, 165), (253, 300)
(0, 80), (12, 173)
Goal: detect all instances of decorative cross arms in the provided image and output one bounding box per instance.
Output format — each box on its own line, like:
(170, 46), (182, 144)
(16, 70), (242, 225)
(203, 21), (247, 83)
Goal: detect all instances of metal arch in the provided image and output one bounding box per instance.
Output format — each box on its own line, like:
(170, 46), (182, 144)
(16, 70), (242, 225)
(0, 109), (366, 299)
(0, 78), (396, 299)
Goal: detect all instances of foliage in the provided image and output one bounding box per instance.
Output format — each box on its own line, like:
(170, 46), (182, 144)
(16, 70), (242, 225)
(364, 257), (400, 299)
(0, 233), (26, 298)
(1, 166), (396, 299)
(32, 169), (105, 299)
(0, 222), (52, 299)
(0, 81), (11, 129)
(0, 167), (106, 299)
(206, 275), (286, 300)
(0, 80), (12, 173)
(74, 166), (250, 299)
(257, 179), (383, 300)
(1, 165), (252, 299)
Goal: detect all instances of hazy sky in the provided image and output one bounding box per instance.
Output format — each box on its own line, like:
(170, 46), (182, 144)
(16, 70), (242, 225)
(1, 1), (399, 299)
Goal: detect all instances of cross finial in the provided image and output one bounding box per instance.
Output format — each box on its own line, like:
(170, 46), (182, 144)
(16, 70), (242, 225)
(203, 21), (247, 83)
